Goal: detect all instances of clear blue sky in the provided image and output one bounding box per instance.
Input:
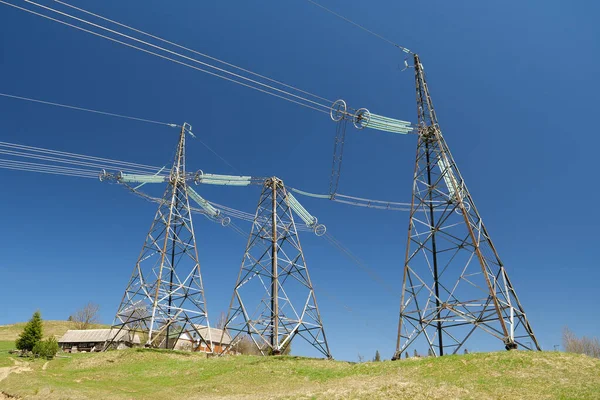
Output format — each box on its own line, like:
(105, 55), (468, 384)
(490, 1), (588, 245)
(0, 0), (598, 361)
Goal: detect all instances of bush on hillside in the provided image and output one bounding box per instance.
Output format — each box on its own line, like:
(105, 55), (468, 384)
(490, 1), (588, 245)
(231, 334), (262, 355)
(32, 337), (59, 360)
(16, 311), (43, 352)
(563, 327), (600, 358)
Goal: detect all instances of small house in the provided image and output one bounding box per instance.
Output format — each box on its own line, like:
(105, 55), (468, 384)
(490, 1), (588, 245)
(58, 329), (140, 352)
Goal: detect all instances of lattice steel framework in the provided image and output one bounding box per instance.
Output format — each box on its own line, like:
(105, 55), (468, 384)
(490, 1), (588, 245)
(105, 123), (212, 351)
(221, 177), (331, 358)
(393, 55), (540, 358)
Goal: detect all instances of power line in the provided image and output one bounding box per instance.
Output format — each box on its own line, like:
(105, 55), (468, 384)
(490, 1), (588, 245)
(1, 0), (332, 115)
(0, 92), (179, 127)
(0, 141), (163, 172)
(0, 158), (98, 175)
(193, 137), (240, 174)
(324, 232), (397, 296)
(305, 0), (412, 53)
(27, 0), (329, 111)
(53, 0), (335, 105)
(0, 148), (156, 175)
(0, 160), (98, 178)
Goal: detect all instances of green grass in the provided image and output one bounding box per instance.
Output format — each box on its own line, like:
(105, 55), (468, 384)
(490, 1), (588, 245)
(0, 320), (108, 342)
(0, 343), (598, 399)
(0, 342), (15, 368)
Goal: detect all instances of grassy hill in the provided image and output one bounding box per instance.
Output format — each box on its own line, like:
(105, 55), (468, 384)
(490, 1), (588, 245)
(0, 320), (108, 342)
(1, 342), (599, 399)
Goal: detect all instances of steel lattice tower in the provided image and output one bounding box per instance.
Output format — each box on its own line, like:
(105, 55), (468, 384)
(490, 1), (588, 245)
(106, 123), (212, 351)
(222, 177), (331, 358)
(393, 55), (540, 359)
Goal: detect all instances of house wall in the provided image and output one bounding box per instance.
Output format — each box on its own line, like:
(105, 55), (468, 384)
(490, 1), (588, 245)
(59, 342), (102, 352)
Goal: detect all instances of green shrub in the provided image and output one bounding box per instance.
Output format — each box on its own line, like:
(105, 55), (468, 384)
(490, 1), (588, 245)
(32, 337), (59, 360)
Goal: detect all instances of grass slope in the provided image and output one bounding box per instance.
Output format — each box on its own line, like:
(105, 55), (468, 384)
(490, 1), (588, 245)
(0, 343), (598, 400)
(0, 321), (108, 342)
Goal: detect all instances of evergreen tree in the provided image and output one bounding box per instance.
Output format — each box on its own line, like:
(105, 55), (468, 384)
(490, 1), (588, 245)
(16, 311), (43, 351)
(373, 350), (381, 362)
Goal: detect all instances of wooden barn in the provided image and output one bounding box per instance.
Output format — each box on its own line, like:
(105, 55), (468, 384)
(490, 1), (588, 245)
(58, 329), (140, 352)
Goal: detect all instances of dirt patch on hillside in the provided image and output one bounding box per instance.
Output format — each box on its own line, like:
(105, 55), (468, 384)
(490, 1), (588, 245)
(0, 358), (32, 383)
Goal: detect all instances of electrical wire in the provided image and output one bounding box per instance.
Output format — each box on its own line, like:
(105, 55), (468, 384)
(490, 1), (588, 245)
(53, 0), (335, 105)
(0, 148), (155, 175)
(0, 92), (179, 127)
(0, 0), (331, 115)
(324, 232), (397, 296)
(0, 160), (98, 178)
(0, 141), (164, 173)
(304, 0), (412, 53)
(0, 158), (98, 175)
(194, 137), (240, 174)
(289, 186), (419, 211)
(0, 140), (171, 181)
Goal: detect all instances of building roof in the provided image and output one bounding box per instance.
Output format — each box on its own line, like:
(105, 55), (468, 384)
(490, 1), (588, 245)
(59, 329), (140, 344)
(188, 325), (232, 345)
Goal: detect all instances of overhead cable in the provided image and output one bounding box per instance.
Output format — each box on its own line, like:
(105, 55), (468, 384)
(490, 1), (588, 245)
(0, 159), (98, 178)
(288, 186), (416, 211)
(0, 141), (163, 173)
(0, 92), (179, 127)
(2, 0), (414, 127)
(324, 232), (397, 296)
(194, 136), (240, 174)
(304, 0), (412, 53)
(53, 0), (334, 105)
(1, 0), (331, 115)
(0, 148), (158, 176)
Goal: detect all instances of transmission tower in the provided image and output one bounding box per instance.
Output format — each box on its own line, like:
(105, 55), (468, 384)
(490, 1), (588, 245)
(221, 177), (332, 358)
(105, 123), (213, 351)
(393, 55), (540, 358)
